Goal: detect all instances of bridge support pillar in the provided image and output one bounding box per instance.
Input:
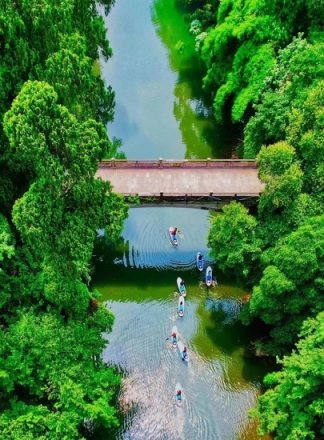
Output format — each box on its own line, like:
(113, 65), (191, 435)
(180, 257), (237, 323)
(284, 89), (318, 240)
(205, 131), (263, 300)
(160, 191), (163, 202)
(159, 158), (163, 168)
(207, 157), (210, 167)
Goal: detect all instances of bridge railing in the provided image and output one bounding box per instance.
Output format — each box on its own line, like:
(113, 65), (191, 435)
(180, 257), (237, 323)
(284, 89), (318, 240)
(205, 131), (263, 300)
(99, 158), (257, 168)
(123, 192), (259, 197)
(122, 192), (260, 205)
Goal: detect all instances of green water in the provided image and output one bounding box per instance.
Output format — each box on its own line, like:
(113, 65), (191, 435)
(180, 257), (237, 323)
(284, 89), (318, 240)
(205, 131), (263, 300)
(91, 208), (272, 439)
(100, 0), (240, 160)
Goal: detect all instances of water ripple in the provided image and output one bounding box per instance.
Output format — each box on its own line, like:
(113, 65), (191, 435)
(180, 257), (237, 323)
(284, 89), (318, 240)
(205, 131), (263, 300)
(119, 208), (213, 271)
(95, 208), (272, 440)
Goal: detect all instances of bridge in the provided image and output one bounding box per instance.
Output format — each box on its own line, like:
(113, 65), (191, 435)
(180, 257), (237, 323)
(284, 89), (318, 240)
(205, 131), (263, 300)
(96, 159), (264, 209)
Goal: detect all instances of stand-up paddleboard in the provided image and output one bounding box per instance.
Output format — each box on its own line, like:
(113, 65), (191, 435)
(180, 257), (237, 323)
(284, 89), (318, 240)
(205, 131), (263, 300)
(197, 252), (204, 272)
(177, 277), (186, 296)
(206, 266), (212, 287)
(175, 382), (183, 406)
(171, 325), (178, 348)
(178, 296), (185, 317)
(177, 339), (189, 363)
(169, 227), (178, 246)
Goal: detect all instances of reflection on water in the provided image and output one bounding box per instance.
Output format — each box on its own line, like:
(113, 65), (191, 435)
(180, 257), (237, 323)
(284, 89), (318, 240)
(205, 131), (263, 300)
(91, 208), (272, 439)
(152, 0), (240, 159)
(100, 0), (240, 160)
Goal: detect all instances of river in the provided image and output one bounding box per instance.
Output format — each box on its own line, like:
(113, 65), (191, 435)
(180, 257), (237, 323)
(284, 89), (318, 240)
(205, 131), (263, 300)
(100, 0), (240, 160)
(91, 1), (271, 439)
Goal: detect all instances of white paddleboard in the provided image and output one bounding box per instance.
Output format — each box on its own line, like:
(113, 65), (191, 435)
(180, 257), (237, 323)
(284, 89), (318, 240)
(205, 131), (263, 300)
(177, 277), (186, 296)
(175, 382), (183, 406)
(178, 296), (185, 317)
(177, 339), (189, 363)
(196, 252), (204, 272)
(169, 227), (178, 246)
(206, 266), (212, 287)
(171, 325), (178, 348)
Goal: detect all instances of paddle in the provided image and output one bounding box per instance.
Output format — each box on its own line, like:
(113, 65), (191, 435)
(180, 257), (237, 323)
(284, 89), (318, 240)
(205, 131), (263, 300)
(166, 334), (176, 341)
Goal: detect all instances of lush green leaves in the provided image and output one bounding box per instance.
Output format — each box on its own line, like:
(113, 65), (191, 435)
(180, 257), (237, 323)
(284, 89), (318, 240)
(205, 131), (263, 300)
(243, 216), (324, 353)
(0, 310), (119, 439)
(0, 0), (125, 436)
(199, 0), (302, 122)
(252, 312), (324, 439)
(244, 37), (324, 157)
(207, 202), (262, 282)
(4, 81), (127, 297)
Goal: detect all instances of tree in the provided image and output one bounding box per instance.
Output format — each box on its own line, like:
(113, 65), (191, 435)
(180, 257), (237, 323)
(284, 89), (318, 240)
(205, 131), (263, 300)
(207, 202), (262, 284)
(243, 37), (324, 158)
(196, 0), (324, 124)
(43, 33), (115, 124)
(254, 142), (311, 247)
(288, 80), (324, 194)
(242, 216), (324, 353)
(3, 80), (128, 312)
(251, 311), (324, 439)
(0, 0), (118, 214)
(0, 310), (120, 439)
(0, 0), (124, 436)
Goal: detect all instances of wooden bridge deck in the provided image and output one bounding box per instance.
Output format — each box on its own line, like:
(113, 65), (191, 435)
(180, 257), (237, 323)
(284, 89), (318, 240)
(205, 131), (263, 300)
(96, 160), (264, 202)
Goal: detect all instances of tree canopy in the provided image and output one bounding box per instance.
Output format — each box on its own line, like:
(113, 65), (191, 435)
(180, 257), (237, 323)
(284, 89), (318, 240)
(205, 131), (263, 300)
(0, 0), (127, 437)
(251, 312), (324, 439)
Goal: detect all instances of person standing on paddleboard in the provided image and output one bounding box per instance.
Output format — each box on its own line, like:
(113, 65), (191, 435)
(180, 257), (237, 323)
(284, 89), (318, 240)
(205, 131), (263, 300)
(179, 301), (184, 312)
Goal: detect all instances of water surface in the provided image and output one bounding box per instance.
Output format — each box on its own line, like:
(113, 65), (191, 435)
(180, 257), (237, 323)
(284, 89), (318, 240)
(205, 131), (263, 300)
(101, 0), (240, 159)
(92, 208), (272, 439)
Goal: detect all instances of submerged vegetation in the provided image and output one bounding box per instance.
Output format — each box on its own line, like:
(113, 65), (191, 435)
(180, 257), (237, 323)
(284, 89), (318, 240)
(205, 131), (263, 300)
(0, 0), (128, 438)
(178, 0), (324, 437)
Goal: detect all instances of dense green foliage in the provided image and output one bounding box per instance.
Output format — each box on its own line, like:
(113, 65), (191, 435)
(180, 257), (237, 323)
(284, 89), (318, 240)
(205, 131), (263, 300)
(181, 0), (324, 437)
(182, 0), (324, 123)
(0, 0), (128, 438)
(208, 202), (262, 280)
(251, 312), (324, 439)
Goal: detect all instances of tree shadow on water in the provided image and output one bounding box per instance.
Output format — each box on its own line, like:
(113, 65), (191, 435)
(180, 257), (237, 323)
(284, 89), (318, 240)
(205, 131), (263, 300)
(203, 298), (254, 356)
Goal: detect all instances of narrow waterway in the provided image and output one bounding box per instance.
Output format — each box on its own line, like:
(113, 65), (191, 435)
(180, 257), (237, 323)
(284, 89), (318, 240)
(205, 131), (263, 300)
(91, 208), (272, 439)
(93, 1), (271, 438)
(100, 0), (240, 159)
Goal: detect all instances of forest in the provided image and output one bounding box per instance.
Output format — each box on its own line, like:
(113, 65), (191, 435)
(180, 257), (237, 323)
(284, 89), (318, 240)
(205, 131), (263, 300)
(0, 0), (129, 438)
(180, 0), (324, 438)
